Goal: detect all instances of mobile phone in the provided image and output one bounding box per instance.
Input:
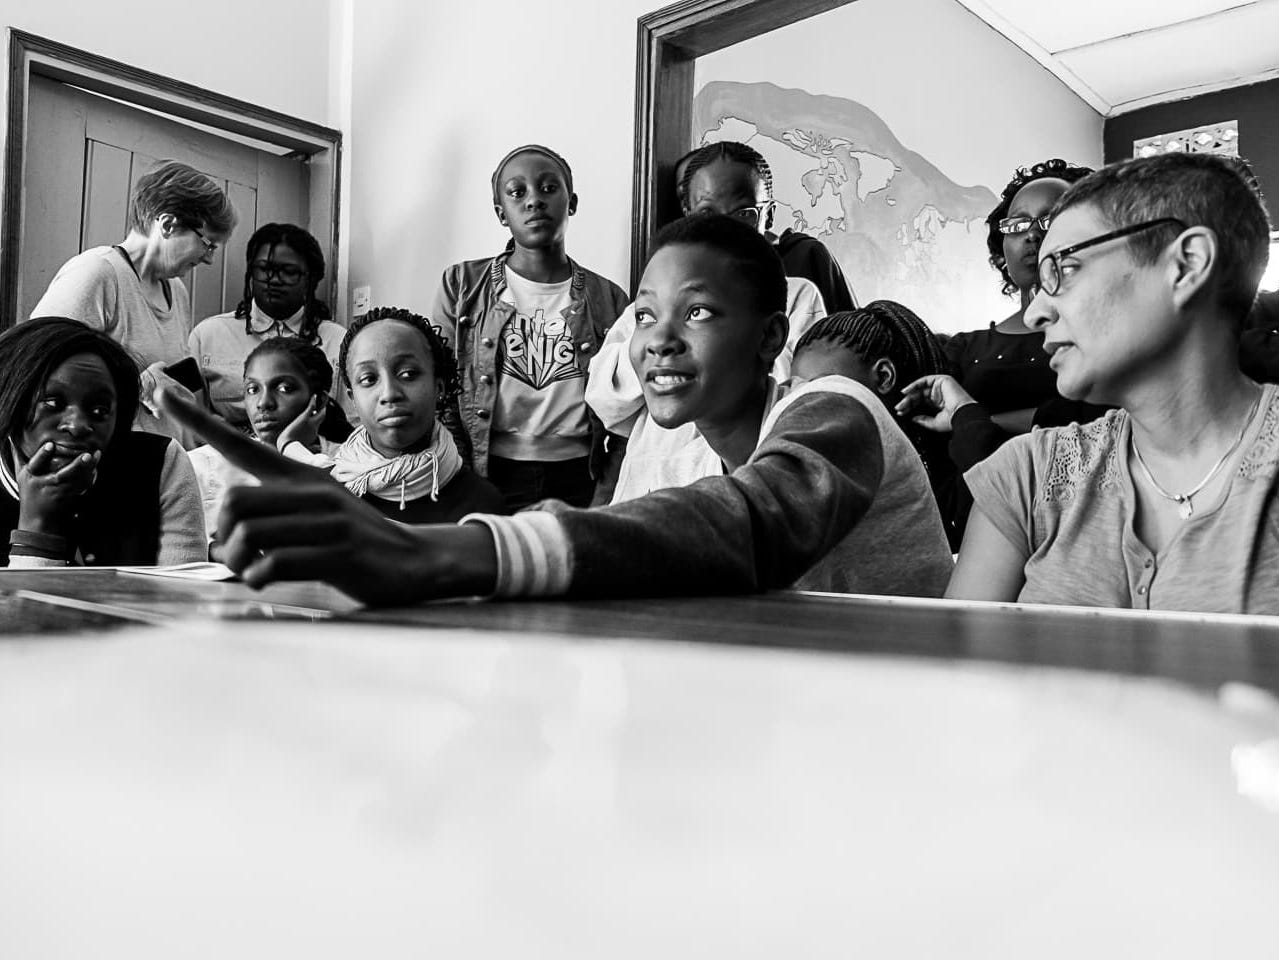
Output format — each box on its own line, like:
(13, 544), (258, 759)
(163, 356), (205, 393)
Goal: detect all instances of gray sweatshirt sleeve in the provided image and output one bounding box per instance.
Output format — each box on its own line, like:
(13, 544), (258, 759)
(157, 440), (208, 563)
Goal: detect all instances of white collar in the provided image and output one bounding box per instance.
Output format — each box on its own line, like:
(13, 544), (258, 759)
(249, 300), (308, 337)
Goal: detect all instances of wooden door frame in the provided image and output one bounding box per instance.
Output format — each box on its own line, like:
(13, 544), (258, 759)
(631, 0), (854, 289)
(2, 29), (342, 328)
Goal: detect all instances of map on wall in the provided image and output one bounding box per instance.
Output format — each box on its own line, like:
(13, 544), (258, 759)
(693, 81), (1003, 334)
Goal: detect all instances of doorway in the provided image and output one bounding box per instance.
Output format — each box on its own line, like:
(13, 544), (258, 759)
(22, 74), (312, 324)
(2, 30), (342, 330)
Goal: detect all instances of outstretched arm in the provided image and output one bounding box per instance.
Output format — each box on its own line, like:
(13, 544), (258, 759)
(158, 385), (887, 604)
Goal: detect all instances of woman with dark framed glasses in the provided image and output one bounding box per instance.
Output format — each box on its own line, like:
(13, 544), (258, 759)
(896, 159), (1106, 542)
(949, 153), (1279, 614)
(189, 223), (349, 436)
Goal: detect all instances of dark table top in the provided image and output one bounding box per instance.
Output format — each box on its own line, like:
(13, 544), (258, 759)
(3, 568), (1278, 693)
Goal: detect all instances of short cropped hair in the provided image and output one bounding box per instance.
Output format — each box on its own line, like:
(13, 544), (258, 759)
(0, 317), (141, 443)
(1055, 153), (1272, 321)
(986, 158), (1093, 295)
(127, 159), (237, 236)
(647, 214), (787, 318)
(244, 336), (333, 396)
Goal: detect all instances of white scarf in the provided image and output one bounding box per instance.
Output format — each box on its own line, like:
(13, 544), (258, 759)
(331, 422), (462, 509)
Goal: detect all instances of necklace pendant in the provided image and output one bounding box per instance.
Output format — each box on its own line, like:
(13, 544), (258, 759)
(1178, 498), (1194, 520)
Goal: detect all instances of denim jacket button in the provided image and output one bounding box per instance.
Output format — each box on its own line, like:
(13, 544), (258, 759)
(479, 374), (492, 385)
(482, 337), (494, 348)
(476, 408), (490, 420)
(458, 315), (470, 327)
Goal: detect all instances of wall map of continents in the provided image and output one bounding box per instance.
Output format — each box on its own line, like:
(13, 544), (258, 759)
(694, 81), (1002, 334)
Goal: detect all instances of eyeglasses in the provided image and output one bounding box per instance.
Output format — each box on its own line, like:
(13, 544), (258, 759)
(1035, 218), (1185, 297)
(251, 261), (306, 284)
(998, 214), (1052, 235)
(693, 202), (772, 227)
(190, 225), (219, 255)
(729, 202), (772, 227)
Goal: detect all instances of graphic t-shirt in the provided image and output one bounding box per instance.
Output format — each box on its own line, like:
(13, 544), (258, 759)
(491, 268), (591, 461)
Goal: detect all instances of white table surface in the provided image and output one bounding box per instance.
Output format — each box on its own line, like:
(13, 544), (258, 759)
(1, 620), (1277, 958)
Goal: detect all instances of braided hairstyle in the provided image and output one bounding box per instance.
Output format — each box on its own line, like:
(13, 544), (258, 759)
(985, 159), (1093, 295)
(678, 141), (775, 213)
(337, 307), (466, 457)
(794, 300), (953, 492)
(795, 300), (948, 398)
(234, 223), (332, 344)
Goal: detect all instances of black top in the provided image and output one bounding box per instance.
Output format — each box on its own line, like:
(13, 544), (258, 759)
(774, 229), (857, 313)
(945, 324), (1056, 414)
(2, 431), (169, 566)
(943, 323), (1107, 545)
(1240, 289), (1279, 384)
(361, 467), (506, 524)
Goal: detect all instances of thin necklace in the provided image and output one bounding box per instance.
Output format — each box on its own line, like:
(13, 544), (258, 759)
(1130, 390), (1262, 520)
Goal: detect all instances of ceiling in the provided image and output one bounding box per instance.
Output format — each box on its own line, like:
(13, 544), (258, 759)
(953, 0), (1279, 116)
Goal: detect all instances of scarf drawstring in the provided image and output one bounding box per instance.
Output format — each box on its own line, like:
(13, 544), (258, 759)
(399, 452), (441, 510)
(332, 425), (460, 508)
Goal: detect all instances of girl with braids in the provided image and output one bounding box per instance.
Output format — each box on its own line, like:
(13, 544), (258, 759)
(189, 222), (347, 432)
(790, 301), (962, 550)
(303, 308), (504, 523)
(680, 140), (856, 312)
(188, 337), (340, 541)
(586, 141), (829, 439)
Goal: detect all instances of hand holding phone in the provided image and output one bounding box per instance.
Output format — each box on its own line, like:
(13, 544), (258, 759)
(163, 356), (206, 393)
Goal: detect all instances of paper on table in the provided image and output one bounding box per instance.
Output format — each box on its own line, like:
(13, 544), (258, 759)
(116, 562), (238, 582)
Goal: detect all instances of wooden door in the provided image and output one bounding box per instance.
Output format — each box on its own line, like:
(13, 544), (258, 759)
(20, 74), (311, 325)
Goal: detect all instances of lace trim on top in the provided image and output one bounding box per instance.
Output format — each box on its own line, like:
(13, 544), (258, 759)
(1041, 413), (1124, 503)
(1238, 386), (1279, 480)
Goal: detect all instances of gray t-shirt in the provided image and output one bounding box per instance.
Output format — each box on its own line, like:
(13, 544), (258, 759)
(30, 246), (193, 370)
(967, 383), (1279, 615)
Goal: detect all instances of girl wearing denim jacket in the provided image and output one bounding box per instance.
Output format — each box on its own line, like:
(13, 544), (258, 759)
(431, 145), (628, 511)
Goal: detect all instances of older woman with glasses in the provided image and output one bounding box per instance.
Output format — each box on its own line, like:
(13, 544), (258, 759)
(947, 152), (1279, 615)
(31, 159), (237, 446)
(189, 222), (348, 434)
(32, 159), (235, 371)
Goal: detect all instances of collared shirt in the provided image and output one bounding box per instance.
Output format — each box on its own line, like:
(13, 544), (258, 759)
(188, 303), (347, 425)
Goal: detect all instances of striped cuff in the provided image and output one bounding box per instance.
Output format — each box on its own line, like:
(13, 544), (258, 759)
(6, 555), (71, 568)
(461, 511), (572, 597)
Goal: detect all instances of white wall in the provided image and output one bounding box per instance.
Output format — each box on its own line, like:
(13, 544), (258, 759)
(0, 0), (332, 123)
(346, 0), (654, 317)
(694, 0), (1105, 332)
(696, 0), (1101, 195)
